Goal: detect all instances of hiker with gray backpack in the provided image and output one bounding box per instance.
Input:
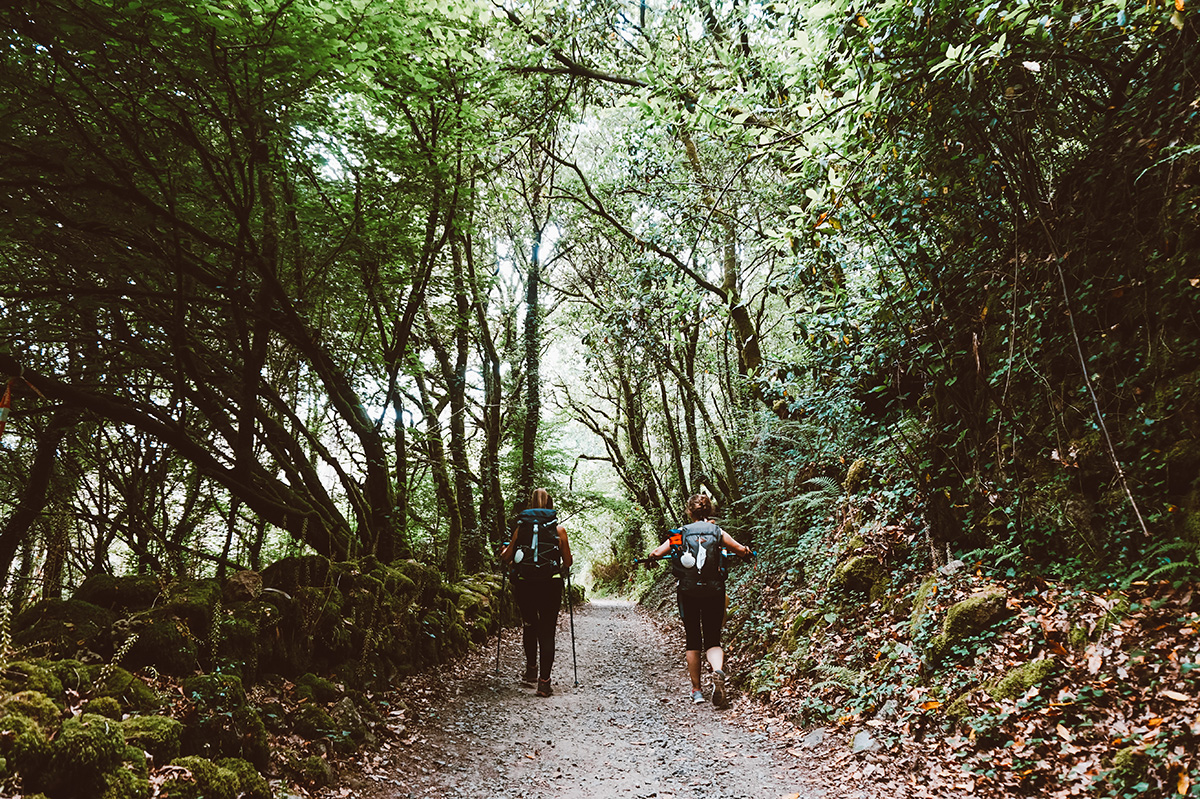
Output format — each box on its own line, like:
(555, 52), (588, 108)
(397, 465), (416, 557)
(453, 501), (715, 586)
(642, 494), (752, 707)
(499, 488), (573, 697)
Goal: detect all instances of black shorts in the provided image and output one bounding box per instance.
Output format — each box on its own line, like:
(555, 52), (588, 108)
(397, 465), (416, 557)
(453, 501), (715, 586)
(677, 589), (725, 651)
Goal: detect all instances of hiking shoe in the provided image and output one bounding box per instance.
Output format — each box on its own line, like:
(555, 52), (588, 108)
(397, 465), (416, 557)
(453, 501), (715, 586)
(522, 667), (537, 686)
(536, 679), (553, 697)
(691, 689), (705, 704)
(712, 670), (728, 708)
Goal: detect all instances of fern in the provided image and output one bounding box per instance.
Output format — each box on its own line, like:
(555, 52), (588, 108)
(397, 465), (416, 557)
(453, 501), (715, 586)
(814, 663), (862, 687)
(1135, 539), (1200, 582)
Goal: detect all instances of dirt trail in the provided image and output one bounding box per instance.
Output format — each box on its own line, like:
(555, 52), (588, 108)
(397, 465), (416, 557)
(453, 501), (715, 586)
(349, 599), (876, 799)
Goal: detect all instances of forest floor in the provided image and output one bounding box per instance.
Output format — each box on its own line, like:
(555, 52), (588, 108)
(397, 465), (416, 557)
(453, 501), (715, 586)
(318, 599), (965, 799)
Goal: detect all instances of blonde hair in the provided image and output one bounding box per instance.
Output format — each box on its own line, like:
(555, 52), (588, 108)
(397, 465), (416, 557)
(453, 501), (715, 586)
(530, 488), (554, 510)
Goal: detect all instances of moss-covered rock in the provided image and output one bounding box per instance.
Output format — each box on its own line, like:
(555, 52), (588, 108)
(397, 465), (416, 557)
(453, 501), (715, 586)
(390, 559), (439, 604)
(121, 714), (183, 764)
(0, 660), (65, 700)
(927, 587), (1008, 662)
(258, 697), (288, 732)
(85, 665), (163, 714)
(98, 759), (150, 799)
(209, 615), (259, 682)
(222, 570), (264, 603)
(11, 599), (118, 660)
(295, 754), (335, 788)
(42, 713), (127, 798)
(84, 695), (124, 720)
(1110, 745), (1149, 786)
(72, 574), (163, 614)
(0, 711), (51, 780)
(183, 672), (247, 708)
(121, 610), (202, 676)
(989, 658), (1057, 702)
(292, 703), (336, 739)
(162, 579), (222, 641)
(215, 757), (271, 799)
(179, 673), (269, 770)
(844, 458), (870, 492)
(41, 660), (159, 713)
(944, 693), (971, 724)
(780, 610), (818, 653)
(161, 755), (239, 799)
(831, 555), (887, 600)
(328, 696), (372, 754)
(1, 690), (62, 729)
(295, 672), (342, 703)
(910, 575), (938, 636)
(211, 600), (280, 683)
(261, 555), (334, 595)
(47, 658), (92, 696)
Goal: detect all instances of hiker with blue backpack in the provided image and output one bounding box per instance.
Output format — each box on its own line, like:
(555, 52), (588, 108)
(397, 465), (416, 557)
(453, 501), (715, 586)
(499, 488), (573, 697)
(644, 494), (752, 707)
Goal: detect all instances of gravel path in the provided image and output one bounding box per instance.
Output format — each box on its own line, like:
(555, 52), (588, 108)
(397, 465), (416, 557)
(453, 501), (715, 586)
(351, 598), (847, 799)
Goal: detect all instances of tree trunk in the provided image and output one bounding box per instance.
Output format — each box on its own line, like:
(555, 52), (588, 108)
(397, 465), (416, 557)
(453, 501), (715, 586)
(0, 406), (78, 588)
(465, 234), (508, 556)
(385, 393), (413, 562)
(657, 363), (689, 507)
(415, 367), (463, 581)
(41, 504), (69, 600)
(518, 223), (545, 500)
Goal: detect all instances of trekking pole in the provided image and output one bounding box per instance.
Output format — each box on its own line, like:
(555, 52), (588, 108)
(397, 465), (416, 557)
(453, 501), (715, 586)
(495, 556), (507, 677)
(565, 569), (579, 687)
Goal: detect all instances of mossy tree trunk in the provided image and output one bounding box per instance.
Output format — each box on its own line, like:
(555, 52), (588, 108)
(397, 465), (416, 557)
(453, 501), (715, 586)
(466, 232), (509, 555)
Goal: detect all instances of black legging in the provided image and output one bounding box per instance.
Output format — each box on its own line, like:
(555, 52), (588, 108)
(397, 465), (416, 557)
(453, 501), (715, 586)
(513, 577), (563, 680)
(677, 589), (726, 651)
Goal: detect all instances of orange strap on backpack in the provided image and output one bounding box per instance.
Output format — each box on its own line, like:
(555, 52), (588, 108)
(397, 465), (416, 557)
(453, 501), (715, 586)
(0, 378), (12, 438)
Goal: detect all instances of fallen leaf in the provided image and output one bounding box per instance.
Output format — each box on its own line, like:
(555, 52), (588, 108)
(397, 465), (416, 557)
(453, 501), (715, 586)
(1162, 690), (1190, 702)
